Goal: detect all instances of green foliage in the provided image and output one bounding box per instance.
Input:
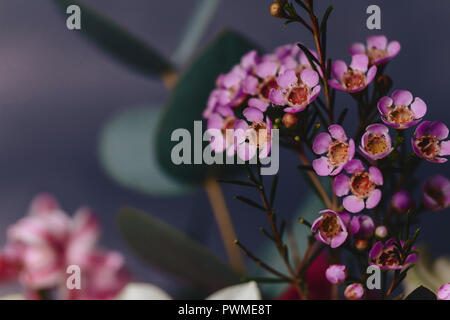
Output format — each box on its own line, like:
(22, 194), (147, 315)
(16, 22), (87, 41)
(52, 0), (174, 79)
(117, 206), (240, 291)
(98, 106), (192, 196)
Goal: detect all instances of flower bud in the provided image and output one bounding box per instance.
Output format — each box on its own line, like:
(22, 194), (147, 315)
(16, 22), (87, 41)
(392, 190), (415, 213)
(282, 113), (298, 128)
(376, 75), (392, 96)
(423, 175), (450, 211)
(344, 283), (365, 300)
(375, 226), (388, 239)
(270, 3), (286, 18)
(325, 264), (347, 284)
(355, 239), (368, 251)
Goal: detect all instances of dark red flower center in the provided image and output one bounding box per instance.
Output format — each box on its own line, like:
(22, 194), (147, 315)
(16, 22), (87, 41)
(415, 135), (440, 159)
(328, 141), (350, 166)
(287, 85), (309, 107)
(259, 78), (279, 101)
(368, 47), (388, 64)
(387, 105), (414, 126)
(342, 70), (366, 90)
(350, 172), (375, 199)
(320, 214), (342, 237)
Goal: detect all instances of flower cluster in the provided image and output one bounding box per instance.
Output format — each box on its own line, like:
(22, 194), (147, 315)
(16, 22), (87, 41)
(0, 194), (129, 299)
(207, 0), (450, 300)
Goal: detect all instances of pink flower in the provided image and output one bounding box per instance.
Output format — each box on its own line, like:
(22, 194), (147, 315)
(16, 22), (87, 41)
(328, 54), (377, 93)
(349, 35), (401, 66)
(437, 283), (450, 300)
(311, 210), (348, 248)
(312, 124), (355, 176)
(333, 159), (383, 213)
(325, 265), (347, 284)
(369, 238), (418, 270)
(378, 90), (427, 129)
(391, 190), (415, 213)
(269, 68), (321, 113)
(375, 226), (388, 239)
(1, 194), (129, 299)
(422, 175), (450, 211)
(412, 121), (450, 163)
(234, 115), (273, 161)
(206, 113), (238, 155)
(344, 283), (365, 300)
(359, 124), (393, 161)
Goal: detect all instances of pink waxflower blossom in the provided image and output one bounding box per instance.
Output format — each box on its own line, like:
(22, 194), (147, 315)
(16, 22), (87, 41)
(422, 175), (450, 211)
(412, 121), (450, 163)
(206, 113), (239, 156)
(312, 124), (355, 176)
(0, 194), (129, 300)
(369, 238), (418, 271)
(333, 159), (383, 213)
(359, 124), (393, 161)
(234, 115), (273, 161)
(269, 68), (321, 113)
(378, 90), (427, 130)
(344, 283), (365, 300)
(325, 265), (347, 284)
(392, 190), (415, 213)
(311, 210), (348, 248)
(437, 283), (450, 300)
(349, 35), (401, 66)
(328, 54), (377, 93)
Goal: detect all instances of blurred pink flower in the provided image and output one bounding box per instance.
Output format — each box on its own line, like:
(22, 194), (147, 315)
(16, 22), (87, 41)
(0, 193), (129, 300)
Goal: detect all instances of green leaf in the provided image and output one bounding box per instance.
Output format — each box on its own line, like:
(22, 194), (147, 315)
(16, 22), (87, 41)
(172, 0), (222, 66)
(405, 286), (436, 300)
(98, 106), (193, 196)
(117, 206), (240, 291)
(52, 0), (174, 78)
(156, 29), (259, 184)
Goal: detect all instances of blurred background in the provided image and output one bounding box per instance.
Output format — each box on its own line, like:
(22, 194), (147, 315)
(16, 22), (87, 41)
(0, 0), (449, 296)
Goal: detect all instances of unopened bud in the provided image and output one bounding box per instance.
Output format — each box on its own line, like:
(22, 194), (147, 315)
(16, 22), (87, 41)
(282, 113), (298, 128)
(376, 75), (392, 95)
(270, 3), (286, 18)
(355, 239), (368, 251)
(375, 226), (388, 239)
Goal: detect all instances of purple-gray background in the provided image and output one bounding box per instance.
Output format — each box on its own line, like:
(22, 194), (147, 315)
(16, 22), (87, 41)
(0, 0), (449, 296)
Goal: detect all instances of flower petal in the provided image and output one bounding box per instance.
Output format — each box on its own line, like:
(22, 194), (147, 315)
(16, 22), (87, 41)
(343, 195), (365, 213)
(269, 88), (285, 106)
(312, 132), (332, 154)
(277, 69), (297, 89)
(331, 60), (347, 79)
(367, 35), (387, 50)
(348, 43), (365, 55)
(387, 41), (401, 58)
(350, 54), (369, 72)
(366, 189), (382, 209)
(369, 166), (383, 185)
(313, 157), (333, 176)
(392, 90), (413, 106)
(300, 69), (319, 87)
(328, 124), (347, 141)
(248, 98), (269, 112)
(410, 97), (427, 119)
(243, 107), (264, 122)
(333, 174), (350, 196)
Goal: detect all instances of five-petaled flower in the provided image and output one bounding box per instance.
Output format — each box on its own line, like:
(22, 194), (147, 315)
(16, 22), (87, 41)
(269, 68), (321, 113)
(359, 124), (394, 161)
(312, 124), (355, 176)
(311, 210), (348, 248)
(234, 114), (273, 161)
(328, 54), (377, 93)
(378, 90), (427, 130)
(369, 238), (418, 271)
(333, 159), (383, 213)
(412, 121), (450, 163)
(349, 35), (401, 66)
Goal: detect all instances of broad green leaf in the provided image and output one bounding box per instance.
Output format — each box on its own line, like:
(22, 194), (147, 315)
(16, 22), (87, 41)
(156, 29), (259, 185)
(98, 106), (192, 196)
(52, 0), (174, 78)
(117, 206), (240, 291)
